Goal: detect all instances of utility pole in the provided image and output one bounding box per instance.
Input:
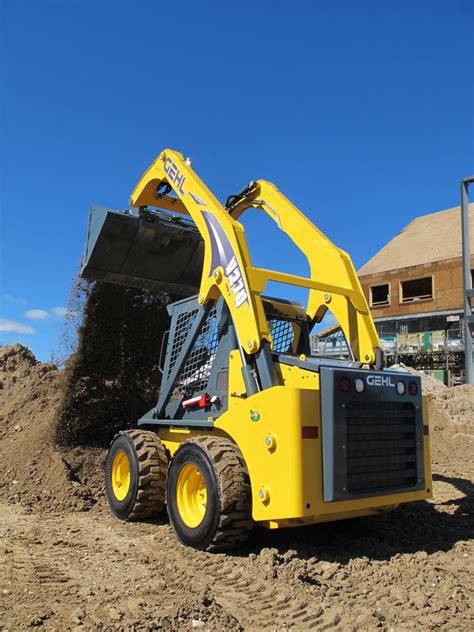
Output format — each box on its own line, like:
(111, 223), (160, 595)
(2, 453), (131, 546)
(461, 176), (474, 385)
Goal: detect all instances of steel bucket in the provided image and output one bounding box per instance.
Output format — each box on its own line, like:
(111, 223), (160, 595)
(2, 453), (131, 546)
(81, 206), (203, 296)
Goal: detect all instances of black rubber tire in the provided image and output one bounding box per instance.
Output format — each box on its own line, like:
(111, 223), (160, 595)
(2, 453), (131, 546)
(105, 429), (167, 521)
(167, 436), (252, 551)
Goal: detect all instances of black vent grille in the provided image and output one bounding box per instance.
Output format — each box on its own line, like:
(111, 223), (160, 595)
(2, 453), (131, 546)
(345, 401), (418, 494)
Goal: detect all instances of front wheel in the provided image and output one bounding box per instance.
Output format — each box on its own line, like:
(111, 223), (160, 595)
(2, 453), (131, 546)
(167, 436), (252, 551)
(105, 430), (167, 520)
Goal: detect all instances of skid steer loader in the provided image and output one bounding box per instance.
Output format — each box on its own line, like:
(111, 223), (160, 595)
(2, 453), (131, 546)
(81, 150), (432, 551)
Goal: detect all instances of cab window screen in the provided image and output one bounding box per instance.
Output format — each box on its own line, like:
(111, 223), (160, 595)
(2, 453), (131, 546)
(268, 319), (300, 353)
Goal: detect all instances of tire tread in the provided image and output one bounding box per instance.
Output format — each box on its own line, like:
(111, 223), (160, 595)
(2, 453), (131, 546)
(109, 429), (167, 521)
(181, 436), (252, 551)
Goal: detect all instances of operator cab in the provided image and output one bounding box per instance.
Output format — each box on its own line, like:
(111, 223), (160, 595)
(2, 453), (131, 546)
(262, 296), (357, 369)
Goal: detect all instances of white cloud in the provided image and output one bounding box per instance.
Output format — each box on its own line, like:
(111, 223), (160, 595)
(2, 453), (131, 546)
(50, 306), (68, 317)
(3, 293), (27, 305)
(25, 309), (51, 321)
(0, 318), (35, 334)
(19, 306), (74, 321)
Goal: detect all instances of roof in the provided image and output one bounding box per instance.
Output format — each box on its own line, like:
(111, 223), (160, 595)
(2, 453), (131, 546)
(358, 203), (474, 277)
(313, 323), (340, 338)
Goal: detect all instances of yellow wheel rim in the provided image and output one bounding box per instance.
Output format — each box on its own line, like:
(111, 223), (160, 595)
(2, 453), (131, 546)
(176, 463), (208, 528)
(111, 450), (131, 501)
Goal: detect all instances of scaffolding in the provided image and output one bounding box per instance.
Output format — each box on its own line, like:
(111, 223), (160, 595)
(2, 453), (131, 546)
(311, 327), (469, 385)
(461, 176), (474, 385)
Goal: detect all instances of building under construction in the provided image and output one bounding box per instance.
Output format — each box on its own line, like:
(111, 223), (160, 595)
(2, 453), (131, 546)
(313, 203), (474, 384)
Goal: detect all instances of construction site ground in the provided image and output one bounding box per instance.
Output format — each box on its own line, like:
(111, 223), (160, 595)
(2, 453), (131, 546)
(1, 344), (473, 631)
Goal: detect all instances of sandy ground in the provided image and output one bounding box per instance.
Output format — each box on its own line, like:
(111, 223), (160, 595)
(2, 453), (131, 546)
(1, 345), (473, 631)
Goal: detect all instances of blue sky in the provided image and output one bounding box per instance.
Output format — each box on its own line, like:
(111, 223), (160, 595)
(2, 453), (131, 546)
(1, 0), (473, 361)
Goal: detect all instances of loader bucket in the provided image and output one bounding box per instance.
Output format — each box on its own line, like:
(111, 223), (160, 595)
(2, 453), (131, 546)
(81, 206), (204, 296)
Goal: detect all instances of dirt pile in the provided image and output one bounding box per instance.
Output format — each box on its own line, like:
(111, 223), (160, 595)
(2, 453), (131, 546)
(391, 363), (473, 436)
(390, 362), (448, 394)
(428, 384), (473, 426)
(0, 344), (58, 439)
(0, 344), (104, 513)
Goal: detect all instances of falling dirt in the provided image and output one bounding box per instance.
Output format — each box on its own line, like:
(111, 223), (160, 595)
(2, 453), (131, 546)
(1, 343), (473, 631)
(55, 280), (172, 448)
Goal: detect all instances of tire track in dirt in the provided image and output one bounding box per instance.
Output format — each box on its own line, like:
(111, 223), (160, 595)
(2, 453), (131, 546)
(1, 507), (238, 630)
(3, 507), (335, 630)
(88, 516), (329, 630)
(82, 514), (337, 630)
(6, 531), (71, 589)
(170, 554), (337, 630)
(2, 478), (473, 632)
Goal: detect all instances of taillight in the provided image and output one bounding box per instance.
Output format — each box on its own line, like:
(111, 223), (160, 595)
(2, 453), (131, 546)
(396, 381), (406, 395)
(408, 381), (418, 396)
(339, 377), (351, 392)
(354, 378), (365, 393)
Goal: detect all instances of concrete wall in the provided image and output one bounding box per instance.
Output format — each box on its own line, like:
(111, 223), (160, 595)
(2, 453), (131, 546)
(359, 256), (474, 319)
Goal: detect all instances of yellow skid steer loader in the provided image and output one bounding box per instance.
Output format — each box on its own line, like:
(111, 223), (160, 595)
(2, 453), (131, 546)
(81, 150), (432, 551)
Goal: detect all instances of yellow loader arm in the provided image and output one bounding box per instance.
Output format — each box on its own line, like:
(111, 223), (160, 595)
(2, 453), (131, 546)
(130, 149), (380, 364)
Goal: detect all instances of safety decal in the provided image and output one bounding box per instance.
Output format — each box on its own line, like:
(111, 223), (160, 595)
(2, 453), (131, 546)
(201, 211), (249, 308)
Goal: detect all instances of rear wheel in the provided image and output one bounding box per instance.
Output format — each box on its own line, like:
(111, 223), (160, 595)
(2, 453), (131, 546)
(167, 436), (252, 551)
(105, 430), (167, 520)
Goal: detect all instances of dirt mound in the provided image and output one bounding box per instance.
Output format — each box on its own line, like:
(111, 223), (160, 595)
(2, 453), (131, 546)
(0, 344), (55, 437)
(391, 362), (473, 429)
(428, 384), (473, 426)
(390, 362), (448, 393)
(0, 344), (104, 513)
(55, 280), (171, 447)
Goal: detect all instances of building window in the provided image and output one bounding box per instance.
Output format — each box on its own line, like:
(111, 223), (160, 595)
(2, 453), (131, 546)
(369, 283), (390, 307)
(400, 277), (433, 303)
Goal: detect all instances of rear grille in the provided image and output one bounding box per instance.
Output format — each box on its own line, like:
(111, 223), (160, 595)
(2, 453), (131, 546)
(345, 401), (417, 494)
